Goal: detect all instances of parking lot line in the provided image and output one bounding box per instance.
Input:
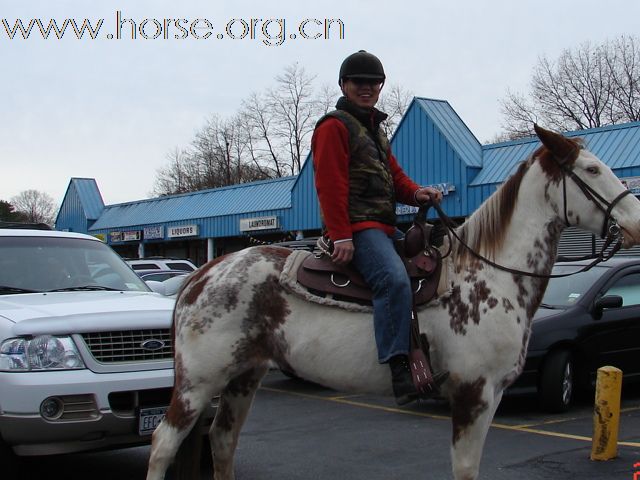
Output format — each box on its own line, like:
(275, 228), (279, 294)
(262, 386), (452, 420)
(261, 386), (640, 448)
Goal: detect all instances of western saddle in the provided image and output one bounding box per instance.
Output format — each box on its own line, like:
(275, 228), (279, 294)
(296, 209), (442, 307)
(294, 206), (447, 397)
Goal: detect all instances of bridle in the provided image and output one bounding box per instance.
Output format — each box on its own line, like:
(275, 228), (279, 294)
(432, 149), (632, 279)
(559, 160), (631, 240)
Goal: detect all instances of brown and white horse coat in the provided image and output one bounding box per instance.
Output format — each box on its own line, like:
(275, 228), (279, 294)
(147, 126), (640, 480)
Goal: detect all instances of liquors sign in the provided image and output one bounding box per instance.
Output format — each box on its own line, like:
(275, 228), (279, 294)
(168, 225), (199, 238)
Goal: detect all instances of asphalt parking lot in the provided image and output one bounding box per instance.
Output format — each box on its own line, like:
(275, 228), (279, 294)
(18, 369), (640, 479)
(231, 370), (640, 480)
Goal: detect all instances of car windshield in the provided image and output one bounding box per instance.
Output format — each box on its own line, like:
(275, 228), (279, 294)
(0, 236), (150, 294)
(540, 264), (610, 307)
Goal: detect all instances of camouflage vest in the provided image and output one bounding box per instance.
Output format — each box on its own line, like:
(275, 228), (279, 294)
(315, 109), (396, 226)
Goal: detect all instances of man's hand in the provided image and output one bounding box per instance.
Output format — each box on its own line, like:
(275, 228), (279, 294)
(415, 187), (443, 205)
(332, 240), (354, 265)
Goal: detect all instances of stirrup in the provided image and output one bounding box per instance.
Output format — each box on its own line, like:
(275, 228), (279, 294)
(409, 349), (449, 397)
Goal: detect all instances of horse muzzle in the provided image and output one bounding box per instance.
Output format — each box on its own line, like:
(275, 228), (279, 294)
(620, 225), (640, 248)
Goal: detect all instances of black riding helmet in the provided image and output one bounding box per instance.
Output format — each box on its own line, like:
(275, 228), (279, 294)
(338, 50), (386, 85)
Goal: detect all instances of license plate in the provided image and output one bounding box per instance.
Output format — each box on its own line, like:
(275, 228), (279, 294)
(138, 406), (167, 436)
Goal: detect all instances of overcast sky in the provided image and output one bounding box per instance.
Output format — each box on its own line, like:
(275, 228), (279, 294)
(2, 0), (639, 207)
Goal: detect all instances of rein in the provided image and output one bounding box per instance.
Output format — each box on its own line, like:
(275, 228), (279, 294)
(429, 156), (631, 279)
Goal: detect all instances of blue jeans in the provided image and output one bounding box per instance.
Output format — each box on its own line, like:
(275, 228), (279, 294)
(352, 228), (412, 363)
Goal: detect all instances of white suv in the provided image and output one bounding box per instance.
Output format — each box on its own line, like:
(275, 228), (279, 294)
(125, 258), (197, 272)
(0, 228), (214, 463)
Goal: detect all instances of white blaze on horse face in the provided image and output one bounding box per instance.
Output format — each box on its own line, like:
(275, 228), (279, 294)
(571, 150), (640, 247)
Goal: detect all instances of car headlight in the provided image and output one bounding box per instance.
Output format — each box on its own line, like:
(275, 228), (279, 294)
(0, 335), (86, 371)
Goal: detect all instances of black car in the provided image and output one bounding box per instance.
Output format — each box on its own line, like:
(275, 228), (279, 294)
(510, 257), (640, 412)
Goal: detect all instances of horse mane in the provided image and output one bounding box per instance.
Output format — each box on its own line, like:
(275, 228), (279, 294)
(453, 136), (584, 266)
(453, 161), (528, 265)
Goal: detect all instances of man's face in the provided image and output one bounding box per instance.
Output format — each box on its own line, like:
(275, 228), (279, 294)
(341, 78), (383, 109)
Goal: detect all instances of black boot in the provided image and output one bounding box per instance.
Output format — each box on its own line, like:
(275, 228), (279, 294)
(389, 355), (419, 406)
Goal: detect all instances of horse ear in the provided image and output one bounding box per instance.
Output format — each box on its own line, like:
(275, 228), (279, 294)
(534, 124), (578, 165)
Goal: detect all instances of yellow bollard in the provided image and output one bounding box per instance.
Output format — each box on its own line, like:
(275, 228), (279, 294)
(591, 366), (622, 461)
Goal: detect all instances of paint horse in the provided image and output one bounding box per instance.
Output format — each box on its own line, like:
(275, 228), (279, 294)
(146, 125), (640, 480)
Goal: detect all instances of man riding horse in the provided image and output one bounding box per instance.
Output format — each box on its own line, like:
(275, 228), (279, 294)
(311, 50), (447, 405)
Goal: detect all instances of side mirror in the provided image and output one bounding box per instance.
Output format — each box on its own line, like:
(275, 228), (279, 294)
(592, 295), (623, 319)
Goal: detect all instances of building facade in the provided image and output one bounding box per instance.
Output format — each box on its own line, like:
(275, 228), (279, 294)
(55, 97), (640, 265)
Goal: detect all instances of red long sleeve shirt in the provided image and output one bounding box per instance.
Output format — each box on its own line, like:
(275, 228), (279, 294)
(312, 117), (421, 242)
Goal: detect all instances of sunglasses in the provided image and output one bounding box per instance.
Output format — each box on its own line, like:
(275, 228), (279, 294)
(347, 78), (383, 88)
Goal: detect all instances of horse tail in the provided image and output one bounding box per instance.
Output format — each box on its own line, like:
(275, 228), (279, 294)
(173, 414), (205, 479)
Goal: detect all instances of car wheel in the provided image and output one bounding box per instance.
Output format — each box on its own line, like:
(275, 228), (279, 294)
(539, 349), (574, 413)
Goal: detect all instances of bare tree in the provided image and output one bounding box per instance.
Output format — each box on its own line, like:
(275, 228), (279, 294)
(11, 190), (57, 225)
(607, 35), (640, 123)
(152, 117), (271, 196)
(152, 148), (193, 196)
(377, 83), (414, 137)
(268, 63), (320, 175)
(152, 63), (413, 193)
(240, 92), (284, 177)
(316, 82), (338, 117)
(499, 36), (640, 139)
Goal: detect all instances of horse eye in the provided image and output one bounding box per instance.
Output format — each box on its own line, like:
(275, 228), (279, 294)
(586, 166), (600, 175)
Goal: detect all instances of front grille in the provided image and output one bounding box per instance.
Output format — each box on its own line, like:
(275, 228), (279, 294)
(82, 329), (173, 363)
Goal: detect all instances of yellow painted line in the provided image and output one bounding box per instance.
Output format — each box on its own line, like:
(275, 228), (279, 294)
(261, 386), (640, 447)
(327, 394), (364, 401)
(262, 386), (451, 420)
(491, 423), (640, 448)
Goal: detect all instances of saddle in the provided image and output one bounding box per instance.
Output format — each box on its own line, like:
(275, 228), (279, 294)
(296, 210), (442, 307)
(294, 205), (447, 396)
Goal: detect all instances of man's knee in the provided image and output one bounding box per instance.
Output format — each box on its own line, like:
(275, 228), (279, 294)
(388, 268), (411, 295)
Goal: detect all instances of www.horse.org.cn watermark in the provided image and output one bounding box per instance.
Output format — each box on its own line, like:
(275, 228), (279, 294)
(1, 11), (345, 46)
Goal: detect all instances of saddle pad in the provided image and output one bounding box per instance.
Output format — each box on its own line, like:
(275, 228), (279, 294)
(279, 250), (373, 313)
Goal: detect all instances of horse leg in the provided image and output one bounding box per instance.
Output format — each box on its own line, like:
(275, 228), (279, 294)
(209, 365), (269, 480)
(146, 362), (223, 480)
(448, 378), (503, 480)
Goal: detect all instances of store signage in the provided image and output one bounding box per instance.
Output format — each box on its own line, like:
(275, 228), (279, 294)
(395, 183), (456, 216)
(109, 231), (122, 243)
(93, 234), (106, 242)
(122, 231), (141, 241)
(396, 205), (419, 215)
(144, 226), (164, 240)
(621, 176), (640, 195)
(239, 216), (280, 232)
(168, 224), (199, 238)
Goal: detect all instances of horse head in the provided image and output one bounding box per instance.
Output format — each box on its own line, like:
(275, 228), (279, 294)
(534, 124), (640, 248)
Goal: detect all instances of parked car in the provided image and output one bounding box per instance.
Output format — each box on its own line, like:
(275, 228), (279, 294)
(135, 269), (191, 283)
(145, 274), (190, 298)
(125, 257), (196, 273)
(510, 257), (640, 412)
(0, 227), (215, 464)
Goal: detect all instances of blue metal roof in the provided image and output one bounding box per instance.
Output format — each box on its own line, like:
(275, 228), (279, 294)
(54, 178), (105, 233)
(413, 98), (482, 168)
(70, 178), (104, 219)
(90, 176), (296, 230)
(471, 121), (640, 186)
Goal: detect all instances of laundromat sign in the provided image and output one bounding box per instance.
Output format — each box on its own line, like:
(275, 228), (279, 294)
(239, 216), (280, 232)
(168, 224), (199, 238)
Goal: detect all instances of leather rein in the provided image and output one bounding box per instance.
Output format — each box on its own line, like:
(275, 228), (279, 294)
(430, 154), (632, 279)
